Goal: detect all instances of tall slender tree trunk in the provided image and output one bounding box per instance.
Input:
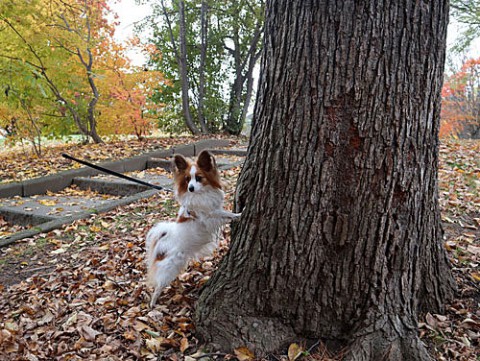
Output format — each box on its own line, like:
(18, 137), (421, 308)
(18, 97), (42, 157)
(195, 1), (455, 360)
(84, 51), (103, 144)
(197, 0), (208, 133)
(225, 29), (244, 135)
(225, 22), (263, 135)
(63, 8), (103, 144)
(178, 0), (200, 135)
(239, 48), (261, 133)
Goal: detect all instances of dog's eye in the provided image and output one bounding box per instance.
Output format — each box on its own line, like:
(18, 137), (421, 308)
(185, 176), (191, 182)
(195, 175), (202, 182)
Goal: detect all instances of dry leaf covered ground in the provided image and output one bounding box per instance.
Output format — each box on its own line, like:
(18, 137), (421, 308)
(0, 135), (243, 185)
(0, 138), (479, 360)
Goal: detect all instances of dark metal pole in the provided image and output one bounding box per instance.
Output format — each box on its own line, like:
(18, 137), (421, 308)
(62, 153), (172, 192)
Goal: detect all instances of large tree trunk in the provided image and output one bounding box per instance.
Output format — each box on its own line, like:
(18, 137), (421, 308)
(195, 1), (455, 360)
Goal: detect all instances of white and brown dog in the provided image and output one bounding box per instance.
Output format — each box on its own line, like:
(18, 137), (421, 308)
(145, 150), (240, 307)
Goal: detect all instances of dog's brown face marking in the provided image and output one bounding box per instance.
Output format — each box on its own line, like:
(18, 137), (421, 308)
(177, 215), (193, 223)
(195, 151), (222, 189)
(155, 252), (166, 262)
(172, 151), (222, 195)
(173, 154), (190, 195)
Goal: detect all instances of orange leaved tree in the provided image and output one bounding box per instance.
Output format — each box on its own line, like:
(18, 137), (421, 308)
(0, 0), (168, 146)
(441, 57), (480, 138)
(96, 39), (168, 140)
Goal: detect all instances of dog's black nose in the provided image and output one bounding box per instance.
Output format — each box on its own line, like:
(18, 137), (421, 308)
(188, 185), (195, 192)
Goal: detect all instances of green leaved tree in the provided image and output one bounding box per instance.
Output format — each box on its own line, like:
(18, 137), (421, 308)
(1, 0), (167, 148)
(140, 0), (264, 135)
(450, 0), (480, 52)
(0, 0), (110, 144)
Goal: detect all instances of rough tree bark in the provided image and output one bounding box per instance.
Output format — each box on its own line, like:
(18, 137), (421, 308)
(195, 1), (456, 360)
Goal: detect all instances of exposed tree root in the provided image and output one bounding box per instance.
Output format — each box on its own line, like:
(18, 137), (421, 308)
(345, 331), (432, 361)
(195, 310), (298, 356)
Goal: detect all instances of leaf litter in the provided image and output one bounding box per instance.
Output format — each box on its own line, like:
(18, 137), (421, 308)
(0, 166), (240, 360)
(0, 139), (478, 360)
(421, 139), (480, 361)
(0, 135), (245, 184)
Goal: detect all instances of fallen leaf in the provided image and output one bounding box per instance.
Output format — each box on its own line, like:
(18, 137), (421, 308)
(466, 245), (480, 256)
(180, 337), (189, 353)
(144, 329), (161, 338)
(4, 322), (19, 333)
(77, 324), (101, 341)
(63, 312), (78, 330)
(234, 346), (255, 361)
(122, 330), (136, 341)
(288, 343), (304, 361)
(425, 313), (437, 328)
(38, 199), (57, 206)
(460, 336), (471, 347)
(90, 225), (101, 232)
(145, 337), (163, 352)
(50, 248), (66, 255)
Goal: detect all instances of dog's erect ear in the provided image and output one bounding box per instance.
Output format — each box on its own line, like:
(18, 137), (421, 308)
(197, 150), (216, 172)
(173, 154), (188, 172)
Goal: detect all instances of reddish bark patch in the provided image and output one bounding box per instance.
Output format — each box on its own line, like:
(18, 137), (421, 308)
(349, 129), (362, 150)
(325, 141), (335, 157)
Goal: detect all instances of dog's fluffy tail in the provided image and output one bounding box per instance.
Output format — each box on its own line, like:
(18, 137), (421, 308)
(146, 222), (189, 306)
(149, 251), (188, 307)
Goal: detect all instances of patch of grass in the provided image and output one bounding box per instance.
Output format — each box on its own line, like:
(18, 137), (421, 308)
(36, 238), (48, 248)
(160, 198), (178, 217)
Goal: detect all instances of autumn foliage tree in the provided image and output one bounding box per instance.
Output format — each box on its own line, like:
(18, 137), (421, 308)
(0, 0), (109, 143)
(0, 60), (53, 156)
(95, 39), (168, 140)
(441, 57), (480, 138)
(0, 0), (167, 149)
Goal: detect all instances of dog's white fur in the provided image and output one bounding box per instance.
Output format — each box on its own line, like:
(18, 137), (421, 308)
(145, 151), (240, 307)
